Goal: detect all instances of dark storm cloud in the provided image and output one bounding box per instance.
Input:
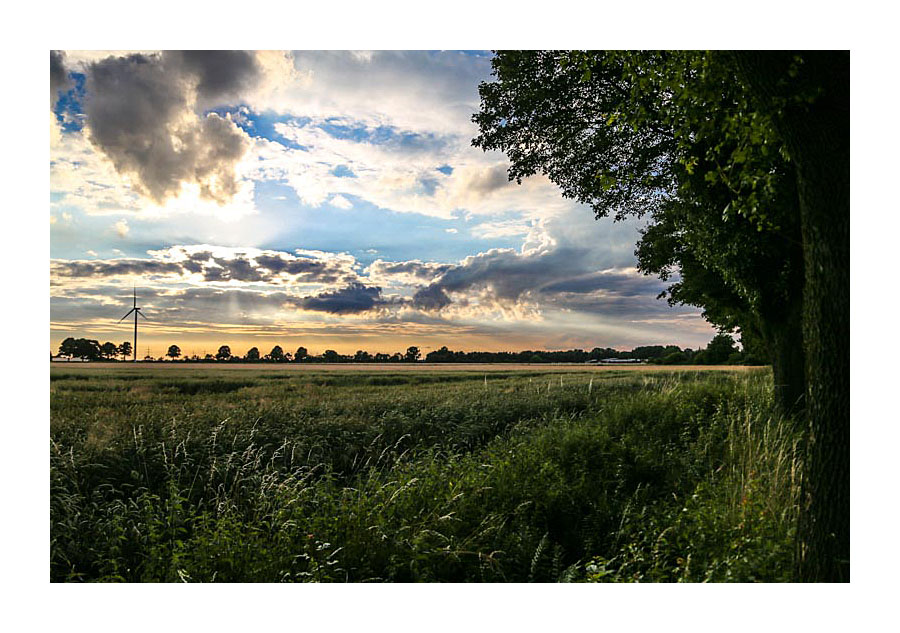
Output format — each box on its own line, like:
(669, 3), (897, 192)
(50, 50), (70, 105)
(167, 51), (260, 105)
(411, 284), (452, 310)
(368, 259), (453, 282)
(293, 283), (384, 314)
(80, 51), (261, 204)
(51, 248), (360, 288)
(254, 254), (346, 283)
(207, 255), (268, 283)
(52, 259), (185, 279)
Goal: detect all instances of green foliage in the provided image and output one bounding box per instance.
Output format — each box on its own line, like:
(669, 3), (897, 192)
(473, 51), (805, 404)
(51, 367), (798, 582)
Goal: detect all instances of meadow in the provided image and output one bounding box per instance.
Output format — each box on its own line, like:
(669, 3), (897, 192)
(50, 365), (800, 582)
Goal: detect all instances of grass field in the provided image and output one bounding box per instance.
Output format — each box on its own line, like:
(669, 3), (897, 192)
(50, 365), (800, 582)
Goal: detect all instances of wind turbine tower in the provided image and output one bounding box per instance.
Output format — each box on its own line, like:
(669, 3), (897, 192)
(119, 287), (147, 362)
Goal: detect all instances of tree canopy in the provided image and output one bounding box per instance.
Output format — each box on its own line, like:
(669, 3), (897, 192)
(474, 50), (805, 412)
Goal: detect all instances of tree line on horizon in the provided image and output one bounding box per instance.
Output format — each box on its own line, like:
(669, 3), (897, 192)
(53, 333), (758, 365)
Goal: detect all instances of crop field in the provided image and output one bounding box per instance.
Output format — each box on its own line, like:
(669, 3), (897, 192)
(50, 365), (800, 582)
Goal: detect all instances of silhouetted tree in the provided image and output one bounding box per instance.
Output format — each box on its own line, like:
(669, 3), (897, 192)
(58, 337), (78, 358)
(268, 345), (285, 362)
(72, 339), (101, 360)
(245, 347), (260, 362)
(166, 345), (181, 360)
(294, 346), (308, 361)
(216, 345), (232, 361)
(100, 341), (118, 360)
(354, 350), (373, 362)
(118, 341), (132, 361)
(405, 346), (421, 362)
(322, 349), (340, 362)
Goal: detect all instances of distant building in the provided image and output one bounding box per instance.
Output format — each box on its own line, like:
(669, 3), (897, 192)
(600, 358), (645, 364)
(51, 355), (89, 362)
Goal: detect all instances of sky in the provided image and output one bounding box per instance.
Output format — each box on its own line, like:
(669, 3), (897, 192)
(49, 50), (715, 358)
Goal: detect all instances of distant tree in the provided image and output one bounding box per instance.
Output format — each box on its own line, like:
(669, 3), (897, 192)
(58, 337), (78, 358)
(322, 349), (341, 362)
(425, 346), (454, 362)
(374, 352), (391, 362)
(216, 345), (232, 361)
(702, 333), (738, 365)
(354, 350), (372, 362)
(268, 345), (285, 362)
(405, 346), (421, 362)
(284, 352), (293, 362)
(166, 345), (181, 360)
(118, 341), (133, 361)
(72, 338), (101, 361)
(294, 346), (308, 361)
(99, 341), (118, 360)
(203, 353), (215, 361)
(245, 347), (260, 362)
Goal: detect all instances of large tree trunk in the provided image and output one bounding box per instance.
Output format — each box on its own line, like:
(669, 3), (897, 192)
(734, 51), (850, 582)
(759, 303), (806, 416)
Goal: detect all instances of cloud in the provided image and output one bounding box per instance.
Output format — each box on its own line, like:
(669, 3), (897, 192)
(366, 259), (453, 286)
(457, 164), (510, 196)
(79, 51), (260, 205)
(261, 51), (493, 137)
(293, 282), (384, 314)
(330, 194), (353, 209)
(52, 245), (362, 290)
(52, 258), (184, 280)
(114, 219), (129, 237)
(411, 284), (452, 311)
(50, 50), (70, 106)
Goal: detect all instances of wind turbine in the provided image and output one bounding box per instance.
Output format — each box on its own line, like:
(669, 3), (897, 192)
(119, 286), (147, 362)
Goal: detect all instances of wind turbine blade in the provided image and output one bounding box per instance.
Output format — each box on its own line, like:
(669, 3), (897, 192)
(138, 310), (148, 320)
(119, 308), (136, 321)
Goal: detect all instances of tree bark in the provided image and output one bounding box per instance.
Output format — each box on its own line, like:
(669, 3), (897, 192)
(759, 303), (806, 416)
(734, 51), (850, 582)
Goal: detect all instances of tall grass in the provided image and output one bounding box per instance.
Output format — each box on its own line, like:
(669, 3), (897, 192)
(49, 367), (799, 582)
